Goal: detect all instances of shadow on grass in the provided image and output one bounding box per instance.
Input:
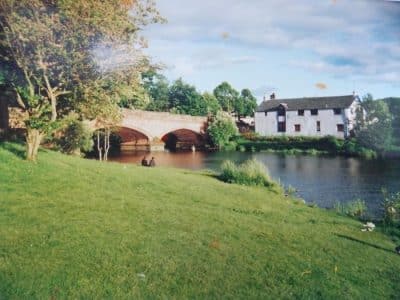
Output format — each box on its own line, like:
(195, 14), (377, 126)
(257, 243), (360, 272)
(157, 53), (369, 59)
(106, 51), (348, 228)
(335, 233), (396, 255)
(0, 142), (26, 159)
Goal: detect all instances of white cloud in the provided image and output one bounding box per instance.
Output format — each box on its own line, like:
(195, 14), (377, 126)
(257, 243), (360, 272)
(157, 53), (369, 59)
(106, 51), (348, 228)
(144, 0), (400, 86)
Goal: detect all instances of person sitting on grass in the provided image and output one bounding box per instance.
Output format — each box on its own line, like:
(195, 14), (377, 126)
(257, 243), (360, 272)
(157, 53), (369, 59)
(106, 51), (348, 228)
(141, 156), (148, 166)
(149, 157), (156, 167)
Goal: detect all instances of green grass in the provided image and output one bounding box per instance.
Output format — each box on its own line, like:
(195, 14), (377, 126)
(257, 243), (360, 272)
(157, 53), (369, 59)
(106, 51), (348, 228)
(0, 142), (399, 299)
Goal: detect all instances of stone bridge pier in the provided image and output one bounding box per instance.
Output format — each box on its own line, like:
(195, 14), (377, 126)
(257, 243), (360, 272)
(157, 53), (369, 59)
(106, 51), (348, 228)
(103, 109), (208, 151)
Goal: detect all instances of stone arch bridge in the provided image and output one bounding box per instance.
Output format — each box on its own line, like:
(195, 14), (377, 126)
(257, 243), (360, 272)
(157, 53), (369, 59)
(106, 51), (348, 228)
(92, 109), (209, 151)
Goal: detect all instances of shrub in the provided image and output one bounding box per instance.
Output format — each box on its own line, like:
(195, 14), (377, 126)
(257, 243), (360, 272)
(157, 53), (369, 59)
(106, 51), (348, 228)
(221, 141), (237, 151)
(54, 115), (93, 155)
(219, 159), (276, 188)
(381, 189), (400, 227)
(207, 111), (238, 149)
(334, 199), (367, 219)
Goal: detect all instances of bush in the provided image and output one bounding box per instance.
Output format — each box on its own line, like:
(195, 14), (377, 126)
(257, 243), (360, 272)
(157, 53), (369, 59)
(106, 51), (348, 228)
(219, 159), (276, 188)
(334, 199), (367, 219)
(54, 115), (93, 155)
(207, 111), (238, 149)
(221, 141), (237, 151)
(381, 189), (400, 227)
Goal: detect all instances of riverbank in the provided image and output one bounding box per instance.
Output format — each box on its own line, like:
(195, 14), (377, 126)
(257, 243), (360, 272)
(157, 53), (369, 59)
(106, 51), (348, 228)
(1, 142), (399, 298)
(234, 135), (379, 159)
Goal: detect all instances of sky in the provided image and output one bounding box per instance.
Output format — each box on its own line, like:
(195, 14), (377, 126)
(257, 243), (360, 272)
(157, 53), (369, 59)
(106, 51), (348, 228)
(143, 0), (400, 101)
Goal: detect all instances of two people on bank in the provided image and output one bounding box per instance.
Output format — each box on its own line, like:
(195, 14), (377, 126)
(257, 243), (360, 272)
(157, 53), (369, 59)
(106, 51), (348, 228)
(141, 156), (155, 167)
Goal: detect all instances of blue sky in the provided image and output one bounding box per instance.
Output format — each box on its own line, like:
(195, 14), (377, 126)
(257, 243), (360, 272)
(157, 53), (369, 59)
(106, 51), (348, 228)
(143, 0), (400, 101)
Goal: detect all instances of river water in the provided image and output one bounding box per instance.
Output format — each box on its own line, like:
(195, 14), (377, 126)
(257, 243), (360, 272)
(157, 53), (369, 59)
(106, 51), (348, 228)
(109, 151), (400, 215)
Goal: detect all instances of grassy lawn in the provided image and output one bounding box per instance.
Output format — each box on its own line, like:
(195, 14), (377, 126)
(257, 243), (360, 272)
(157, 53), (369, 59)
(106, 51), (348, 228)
(0, 142), (399, 298)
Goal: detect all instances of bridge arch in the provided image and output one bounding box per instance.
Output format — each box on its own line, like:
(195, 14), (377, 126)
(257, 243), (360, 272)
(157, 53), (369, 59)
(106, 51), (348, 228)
(161, 128), (205, 151)
(113, 126), (153, 151)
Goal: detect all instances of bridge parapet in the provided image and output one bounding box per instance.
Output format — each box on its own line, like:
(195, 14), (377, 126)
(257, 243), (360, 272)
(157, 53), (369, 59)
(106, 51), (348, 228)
(116, 109), (208, 151)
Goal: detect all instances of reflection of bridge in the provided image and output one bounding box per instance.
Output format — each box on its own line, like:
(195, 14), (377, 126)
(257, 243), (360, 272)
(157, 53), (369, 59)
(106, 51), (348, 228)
(99, 109), (208, 151)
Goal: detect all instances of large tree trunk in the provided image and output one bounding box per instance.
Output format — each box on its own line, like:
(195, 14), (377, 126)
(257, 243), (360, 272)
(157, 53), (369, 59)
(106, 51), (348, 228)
(26, 128), (43, 161)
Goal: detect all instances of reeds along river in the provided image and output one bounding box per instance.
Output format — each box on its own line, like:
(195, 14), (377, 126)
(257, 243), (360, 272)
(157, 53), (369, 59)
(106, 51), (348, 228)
(109, 150), (400, 216)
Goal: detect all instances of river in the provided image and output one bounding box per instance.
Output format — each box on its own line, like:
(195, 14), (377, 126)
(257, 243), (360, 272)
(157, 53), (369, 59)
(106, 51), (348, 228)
(109, 151), (400, 215)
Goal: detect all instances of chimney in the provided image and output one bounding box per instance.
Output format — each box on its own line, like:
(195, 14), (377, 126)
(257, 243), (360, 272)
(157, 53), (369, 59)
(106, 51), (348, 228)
(270, 93), (276, 100)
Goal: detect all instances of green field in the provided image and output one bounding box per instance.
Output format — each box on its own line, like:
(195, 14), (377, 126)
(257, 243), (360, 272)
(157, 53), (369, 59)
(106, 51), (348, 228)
(0, 142), (399, 299)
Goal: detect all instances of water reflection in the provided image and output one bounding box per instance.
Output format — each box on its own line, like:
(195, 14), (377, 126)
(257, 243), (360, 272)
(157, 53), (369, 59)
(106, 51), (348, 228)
(109, 150), (400, 214)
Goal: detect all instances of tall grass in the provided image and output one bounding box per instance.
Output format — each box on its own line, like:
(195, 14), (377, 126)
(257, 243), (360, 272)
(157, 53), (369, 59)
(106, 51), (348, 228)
(334, 199), (368, 219)
(219, 159), (276, 188)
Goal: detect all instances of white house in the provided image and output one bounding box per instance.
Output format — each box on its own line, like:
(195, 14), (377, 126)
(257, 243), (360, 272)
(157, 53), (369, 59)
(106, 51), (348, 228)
(255, 94), (360, 139)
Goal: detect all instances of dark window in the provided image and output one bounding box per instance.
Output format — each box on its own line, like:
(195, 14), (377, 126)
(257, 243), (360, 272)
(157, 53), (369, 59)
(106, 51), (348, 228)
(337, 124), (344, 132)
(278, 122), (286, 132)
(311, 109), (318, 115)
(333, 108), (342, 115)
(277, 108), (285, 116)
(298, 109), (304, 116)
(316, 121), (321, 132)
(264, 111), (268, 116)
(294, 124), (301, 132)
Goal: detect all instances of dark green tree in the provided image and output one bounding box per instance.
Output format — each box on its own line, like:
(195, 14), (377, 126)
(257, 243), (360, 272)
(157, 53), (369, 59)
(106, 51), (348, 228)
(202, 92), (221, 115)
(382, 97), (400, 147)
(356, 94), (392, 153)
(234, 88), (258, 120)
(168, 79), (207, 116)
(207, 111), (238, 148)
(213, 82), (239, 113)
(142, 70), (170, 111)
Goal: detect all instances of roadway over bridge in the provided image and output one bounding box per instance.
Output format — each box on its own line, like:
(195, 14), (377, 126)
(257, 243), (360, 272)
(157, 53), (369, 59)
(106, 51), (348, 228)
(104, 109), (208, 151)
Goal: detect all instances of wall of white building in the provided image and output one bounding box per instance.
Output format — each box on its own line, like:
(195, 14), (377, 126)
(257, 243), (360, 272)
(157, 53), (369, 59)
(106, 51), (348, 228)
(255, 103), (358, 138)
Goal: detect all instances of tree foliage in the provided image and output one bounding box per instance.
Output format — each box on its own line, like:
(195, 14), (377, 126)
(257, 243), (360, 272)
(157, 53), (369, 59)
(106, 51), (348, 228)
(168, 79), (207, 116)
(382, 97), (400, 147)
(356, 94), (393, 153)
(207, 111), (238, 148)
(213, 81), (239, 113)
(0, 0), (162, 160)
(234, 88), (258, 119)
(142, 70), (170, 111)
(202, 92), (221, 115)
(53, 113), (93, 155)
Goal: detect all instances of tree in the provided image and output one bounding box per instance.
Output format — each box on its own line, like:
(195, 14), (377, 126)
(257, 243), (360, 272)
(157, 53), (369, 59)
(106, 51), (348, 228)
(356, 94), (392, 153)
(234, 89), (258, 120)
(168, 78), (207, 116)
(202, 92), (221, 115)
(54, 113), (93, 155)
(142, 70), (170, 111)
(382, 97), (400, 147)
(207, 111), (238, 149)
(213, 82), (239, 113)
(0, 0), (162, 160)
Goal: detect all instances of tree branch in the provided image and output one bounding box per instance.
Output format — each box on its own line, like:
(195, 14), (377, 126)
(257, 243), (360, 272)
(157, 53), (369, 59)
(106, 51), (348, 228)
(14, 89), (26, 110)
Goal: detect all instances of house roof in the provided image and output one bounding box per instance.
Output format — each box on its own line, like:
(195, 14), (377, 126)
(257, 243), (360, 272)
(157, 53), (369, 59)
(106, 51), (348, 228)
(256, 95), (356, 112)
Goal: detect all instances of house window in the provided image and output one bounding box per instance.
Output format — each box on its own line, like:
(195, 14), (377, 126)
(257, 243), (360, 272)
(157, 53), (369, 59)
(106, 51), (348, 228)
(278, 122), (286, 132)
(316, 121), (321, 132)
(311, 109), (318, 115)
(333, 108), (342, 115)
(298, 109), (304, 116)
(294, 124), (301, 132)
(337, 124), (344, 132)
(277, 108), (285, 116)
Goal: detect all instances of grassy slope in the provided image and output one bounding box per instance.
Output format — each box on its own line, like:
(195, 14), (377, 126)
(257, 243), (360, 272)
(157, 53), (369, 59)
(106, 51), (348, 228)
(0, 143), (399, 299)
